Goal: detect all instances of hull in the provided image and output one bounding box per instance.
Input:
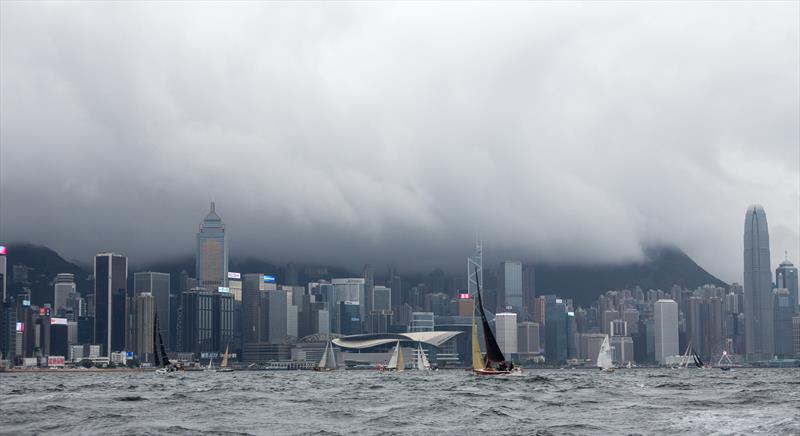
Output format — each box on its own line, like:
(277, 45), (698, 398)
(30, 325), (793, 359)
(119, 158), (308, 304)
(217, 367), (234, 373)
(473, 367), (522, 376)
(312, 367), (334, 372)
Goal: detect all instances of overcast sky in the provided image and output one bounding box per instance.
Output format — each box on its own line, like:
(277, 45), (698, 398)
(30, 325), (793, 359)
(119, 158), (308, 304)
(1, 2), (798, 282)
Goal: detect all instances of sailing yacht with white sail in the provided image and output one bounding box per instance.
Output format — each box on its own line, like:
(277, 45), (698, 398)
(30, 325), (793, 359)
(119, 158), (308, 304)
(717, 350), (733, 371)
(385, 340), (405, 372)
(313, 340), (338, 372)
(414, 342), (432, 371)
(596, 335), (615, 373)
(217, 344), (233, 372)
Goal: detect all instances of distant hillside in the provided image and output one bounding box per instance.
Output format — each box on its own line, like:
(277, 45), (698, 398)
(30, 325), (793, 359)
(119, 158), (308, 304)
(4, 243), (92, 306)
(3, 243), (726, 309)
(534, 246), (728, 307)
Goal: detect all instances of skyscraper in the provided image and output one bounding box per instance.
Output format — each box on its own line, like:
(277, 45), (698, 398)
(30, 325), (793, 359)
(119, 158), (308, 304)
(499, 261), (523, 313)
(522, 265), (536, 321)
(654, 299), (678, 365)
(134, 292), (155, 362)
(53, 273), (76, 316)
(743, 205), (774, 360)
(93, 252), (128, 356)
(196, 202), (228, 291)
(363, 264), (374, 313)
(776, 255), (798, 312)
(773, 288), (793, 357)
(134, 272), (171, 351)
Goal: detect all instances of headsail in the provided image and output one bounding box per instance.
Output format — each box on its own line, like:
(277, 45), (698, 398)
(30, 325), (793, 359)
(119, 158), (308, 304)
(474, 267), (506, 364)
(471, 309), (485, 370)
(221, 344), (229, 368)
(396, 342), (404, 373)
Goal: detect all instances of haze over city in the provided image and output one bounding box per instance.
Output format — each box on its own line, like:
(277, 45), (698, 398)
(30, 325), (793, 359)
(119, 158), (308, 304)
(1, 2), (798, 281)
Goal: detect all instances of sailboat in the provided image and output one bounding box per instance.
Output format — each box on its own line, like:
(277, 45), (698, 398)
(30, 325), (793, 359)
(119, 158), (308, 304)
(217, 344), (233, 372)
(153, 312), (181, 374)
(385, 340), (405, 372)
(596, 335), (615, 373)
(205, 356), (215, 372)
(717, 350), (733, 371)
(690, 346), (710, 369)
(472, 267), (521, 375)
(415, 342), (432, 371)
(313, 340), (338, 372)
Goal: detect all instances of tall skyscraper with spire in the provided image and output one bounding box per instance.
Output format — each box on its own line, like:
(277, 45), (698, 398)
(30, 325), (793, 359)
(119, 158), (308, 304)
(196, 202), (228, 291)
(743, 205), (773, 360)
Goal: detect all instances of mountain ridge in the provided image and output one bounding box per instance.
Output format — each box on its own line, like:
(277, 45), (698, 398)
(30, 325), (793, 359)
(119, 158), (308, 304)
(3, 243), (727, 308)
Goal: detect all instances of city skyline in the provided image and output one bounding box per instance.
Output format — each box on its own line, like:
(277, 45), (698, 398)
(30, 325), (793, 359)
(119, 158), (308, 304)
(1, 3), (798, 283)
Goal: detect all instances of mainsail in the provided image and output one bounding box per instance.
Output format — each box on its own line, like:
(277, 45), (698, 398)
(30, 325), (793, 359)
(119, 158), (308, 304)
(387, 340), (404, 372)
(475, 268), (506, 365)
(691, 348), (705, 368)
(153, 312), (170, 368)
(415, 342), (431, 370)
(596, 335), (614, 370)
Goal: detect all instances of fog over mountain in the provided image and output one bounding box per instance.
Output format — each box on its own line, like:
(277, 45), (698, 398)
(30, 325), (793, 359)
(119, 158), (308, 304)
(1, 3), (798, 282)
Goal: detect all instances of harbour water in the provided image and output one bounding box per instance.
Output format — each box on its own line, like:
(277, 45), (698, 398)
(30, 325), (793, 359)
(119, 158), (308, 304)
(1, 368), (799, 435)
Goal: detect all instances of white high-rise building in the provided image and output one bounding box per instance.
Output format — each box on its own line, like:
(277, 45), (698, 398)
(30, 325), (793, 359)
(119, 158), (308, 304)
(495, 312), (518, 357)
(654, 299), (679, 365)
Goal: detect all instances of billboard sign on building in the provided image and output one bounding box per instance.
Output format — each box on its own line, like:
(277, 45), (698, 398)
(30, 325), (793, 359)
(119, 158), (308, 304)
(22, 300), (30, 306)
(227, 272), (241, 280)
(459, 293), (471, 299)
(263, 275), (276, 283)
(218, 287), (230, 293)
(0, 246), (6, 255)
(15, 322), (24, 332)
(47, 356), (66, 367)
(51, 317), (68, 325)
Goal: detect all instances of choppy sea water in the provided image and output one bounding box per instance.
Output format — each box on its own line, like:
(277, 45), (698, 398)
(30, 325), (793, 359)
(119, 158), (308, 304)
(1, 368), (799, 435)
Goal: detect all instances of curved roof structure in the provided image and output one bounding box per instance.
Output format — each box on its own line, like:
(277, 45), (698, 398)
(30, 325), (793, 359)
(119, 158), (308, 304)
(332, 331), (462, 349)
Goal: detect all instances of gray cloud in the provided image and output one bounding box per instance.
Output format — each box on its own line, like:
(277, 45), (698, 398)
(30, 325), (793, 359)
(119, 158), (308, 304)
(1, 2), (798, 282)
